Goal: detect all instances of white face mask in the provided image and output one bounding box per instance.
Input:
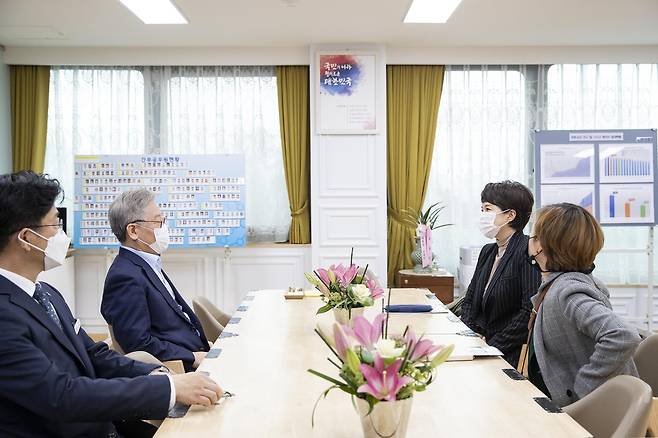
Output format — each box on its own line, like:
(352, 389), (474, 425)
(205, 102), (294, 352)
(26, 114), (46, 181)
(18, 228), (71, 271)
(478, 209), (511, 239)
(137, 223), (170, 254)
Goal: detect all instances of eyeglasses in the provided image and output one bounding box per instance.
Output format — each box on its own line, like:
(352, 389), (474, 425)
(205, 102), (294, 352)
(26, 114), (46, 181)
(29, 218), (64, 230)
(131, 218), (167, 228)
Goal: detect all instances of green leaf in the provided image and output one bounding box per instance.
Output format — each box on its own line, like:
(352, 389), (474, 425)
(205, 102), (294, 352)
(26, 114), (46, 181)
(430, 344), (455, 367)
(311, 384), (339, 428)
(430, 223), (453, 230)
(316, 303), (334, 314)
(345, 349), (361, 376)
(308, 368), (346, 387)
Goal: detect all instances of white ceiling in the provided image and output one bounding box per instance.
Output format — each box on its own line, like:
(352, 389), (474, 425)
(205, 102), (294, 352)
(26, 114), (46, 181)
(0, 0), (657, 48)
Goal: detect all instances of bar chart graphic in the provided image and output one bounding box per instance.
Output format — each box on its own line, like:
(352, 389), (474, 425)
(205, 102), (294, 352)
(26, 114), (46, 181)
(600, 184), (655, 225)
(608, 195), (649, 218)
(536, 130), (657, 226)
(603, 157), (651, 177)
(599, 143), (654, 183)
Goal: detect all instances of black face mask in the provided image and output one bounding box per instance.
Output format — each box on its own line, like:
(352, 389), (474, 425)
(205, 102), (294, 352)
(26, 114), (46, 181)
(526, 250), (596, 275)
(580, 264), (596, 275)
(527, 249), (550, 273)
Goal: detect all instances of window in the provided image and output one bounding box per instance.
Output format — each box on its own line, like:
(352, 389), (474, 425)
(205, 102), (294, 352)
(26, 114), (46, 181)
(546, 64), (658, 285)
(45, 66), (289, 242)
(424, 65), (534, 276)
(424, 63), (658, 287)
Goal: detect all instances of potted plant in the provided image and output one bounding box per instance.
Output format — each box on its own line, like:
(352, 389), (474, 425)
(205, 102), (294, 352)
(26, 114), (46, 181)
(309, 313), (454, 438)
(400, 202), (452, 273)
(305, 252), (384, 325)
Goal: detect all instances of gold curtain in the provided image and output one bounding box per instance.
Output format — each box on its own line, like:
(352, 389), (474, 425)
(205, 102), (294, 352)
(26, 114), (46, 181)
(10, 65), (50, 173)
(275, 66), (311, 243)
(386, 65), (445, 284)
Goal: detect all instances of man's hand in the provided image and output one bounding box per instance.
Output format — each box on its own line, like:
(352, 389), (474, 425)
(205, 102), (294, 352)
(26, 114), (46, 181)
(193, 351), (207, 369)
(172, 372), (223, 407)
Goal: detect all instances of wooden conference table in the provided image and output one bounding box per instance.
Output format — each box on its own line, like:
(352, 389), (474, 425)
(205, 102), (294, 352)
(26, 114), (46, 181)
(155, 289), (590, 437)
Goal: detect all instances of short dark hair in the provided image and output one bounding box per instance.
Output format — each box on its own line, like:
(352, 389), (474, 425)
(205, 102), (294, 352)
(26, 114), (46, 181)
(481, 180), (534, 231)
(0, 171), (63, 252)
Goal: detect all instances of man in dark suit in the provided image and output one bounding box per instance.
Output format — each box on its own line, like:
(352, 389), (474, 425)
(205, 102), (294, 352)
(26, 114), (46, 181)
(461, 181), (542, 367)
(0, 171), (222, 438)
(102, 189), (210, 372)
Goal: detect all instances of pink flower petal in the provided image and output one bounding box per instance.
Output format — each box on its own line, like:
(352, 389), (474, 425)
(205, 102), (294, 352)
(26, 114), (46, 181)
(316, 268), (330, 286)
(360, 363), (384, 392)
(357, 382), (382, 399)
(352, 316), (376, 348)
(371, 313), (385, 342)
(333, 324), (350, 360)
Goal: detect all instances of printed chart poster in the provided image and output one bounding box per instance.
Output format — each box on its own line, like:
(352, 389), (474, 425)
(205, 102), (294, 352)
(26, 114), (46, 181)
(540, 184), (596, 215)
(317, 53), (377, 134)
(74, 154), (246, 248)
(540, 144), (595, 184)
(599, 143), (655, 183)
(599, 184), (655, 225)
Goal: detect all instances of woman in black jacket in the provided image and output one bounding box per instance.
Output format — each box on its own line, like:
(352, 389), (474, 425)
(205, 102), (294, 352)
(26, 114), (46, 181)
(460, 181), (541, 367)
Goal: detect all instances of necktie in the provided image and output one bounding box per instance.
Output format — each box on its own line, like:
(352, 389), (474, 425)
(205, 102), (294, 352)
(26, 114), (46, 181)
(34, 282), (63, 331)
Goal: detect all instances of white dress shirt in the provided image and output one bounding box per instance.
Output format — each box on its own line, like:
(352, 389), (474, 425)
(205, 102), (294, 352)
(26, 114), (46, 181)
(0, 267), (36, 297)
(121, 246), (175, 299)
(0, 266), (176, 411)
(121, 245), (195, 326)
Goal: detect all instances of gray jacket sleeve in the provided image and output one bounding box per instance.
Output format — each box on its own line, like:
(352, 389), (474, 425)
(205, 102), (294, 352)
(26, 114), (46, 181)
(559, 290), (641, 398)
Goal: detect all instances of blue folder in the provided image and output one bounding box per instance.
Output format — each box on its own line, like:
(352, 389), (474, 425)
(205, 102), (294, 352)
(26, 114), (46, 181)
(385, 304), (433, 313)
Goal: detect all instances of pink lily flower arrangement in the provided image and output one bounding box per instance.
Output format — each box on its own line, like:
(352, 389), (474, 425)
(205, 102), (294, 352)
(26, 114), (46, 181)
(309, 313), (454, 419)
(305, 251), (384, 314)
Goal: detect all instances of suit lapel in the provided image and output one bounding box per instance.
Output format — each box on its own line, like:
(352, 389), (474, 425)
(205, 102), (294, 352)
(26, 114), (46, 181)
(119, 248), (192, 324)
(3, 280), (87, 370)
(473, 244), (497, 311)
(162, 270), (207, 343)
(45, 285), (93, 373)
(482, 232), (522, 308)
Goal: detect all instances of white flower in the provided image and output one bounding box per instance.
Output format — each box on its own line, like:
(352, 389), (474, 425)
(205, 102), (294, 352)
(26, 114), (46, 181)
(374, 338), (405, 359)
(352, 284), (371, 304)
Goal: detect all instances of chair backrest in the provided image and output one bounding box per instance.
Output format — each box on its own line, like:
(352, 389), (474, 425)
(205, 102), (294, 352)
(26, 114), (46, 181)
(107, 324), (125, 354)
(563, 375), (652, 438)
(196, 296), (231, 327)
(193, 298), (224, 342)
(634, 333), (658, 397)
(125, 350), (164, 366)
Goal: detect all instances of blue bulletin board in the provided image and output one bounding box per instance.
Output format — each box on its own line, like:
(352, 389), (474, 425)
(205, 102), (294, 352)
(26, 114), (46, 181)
(74, 154), (246, 248)
(535, 129), (658, 226)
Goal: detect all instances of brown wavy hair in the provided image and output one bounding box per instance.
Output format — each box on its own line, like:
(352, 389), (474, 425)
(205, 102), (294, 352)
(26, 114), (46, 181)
(533, 203), (604, 272)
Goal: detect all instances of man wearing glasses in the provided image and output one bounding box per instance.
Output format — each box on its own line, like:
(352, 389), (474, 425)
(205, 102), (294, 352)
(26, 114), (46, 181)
(0, 172), (222, 437)
(102, 189), (210, 372)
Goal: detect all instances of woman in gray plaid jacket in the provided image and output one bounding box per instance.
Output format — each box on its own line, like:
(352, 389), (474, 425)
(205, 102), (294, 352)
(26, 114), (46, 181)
(525, 203), (641, 407)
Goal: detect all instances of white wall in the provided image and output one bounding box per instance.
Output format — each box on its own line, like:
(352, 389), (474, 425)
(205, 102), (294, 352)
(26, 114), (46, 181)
(309, 44), (388, 284)
(0, 48), (11, 173)
(74, 245), (311, 333)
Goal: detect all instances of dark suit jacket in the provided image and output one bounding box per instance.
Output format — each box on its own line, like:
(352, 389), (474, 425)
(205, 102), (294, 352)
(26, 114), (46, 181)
(102, 248), (209, 371)
(460, 231), (541, 367)
(0, 275), (170, 438)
